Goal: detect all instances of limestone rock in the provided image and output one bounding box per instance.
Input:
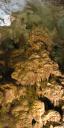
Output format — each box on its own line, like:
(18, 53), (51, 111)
(42, 110), (61, 126)
(16, 114), (32, 128)
(28, 26), (53, 51)
(50, 125), (64, 128)
(11, 100), (29, 117)
(12, 50), (61, 87)
(30, 100), (45, 128)
(37, 84), (64, 106)
(1, 84), (18, 105)
(54, 126), (64, 128)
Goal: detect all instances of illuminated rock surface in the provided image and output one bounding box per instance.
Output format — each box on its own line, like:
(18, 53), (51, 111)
(0, 0), (64, 128)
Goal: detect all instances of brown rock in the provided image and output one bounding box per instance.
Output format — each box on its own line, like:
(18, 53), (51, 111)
(28, 26), (53, 51)
(12, 50), (61, 87)
(30, 100), (45, 128)
(2, 84), (17, 105)
(42, 110), (61, 126)
(37, 84), (64, 106)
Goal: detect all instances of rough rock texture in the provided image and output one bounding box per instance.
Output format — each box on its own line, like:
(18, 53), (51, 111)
(10, 27), (64, 128)
(42, 110), (61, 125)
(12, 52), (61, 86)
(0, 25), (64, 128)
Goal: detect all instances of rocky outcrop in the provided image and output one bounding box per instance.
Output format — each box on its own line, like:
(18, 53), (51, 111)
(0, 24), (64, 128)
(8, 26), (64, 128)
(42, 110), (61, 125)
(12, 50), (62, 86)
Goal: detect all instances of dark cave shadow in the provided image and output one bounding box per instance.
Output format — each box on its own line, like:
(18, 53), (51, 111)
(38, 96), (63, 119)
(0, 66), (20, 87)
